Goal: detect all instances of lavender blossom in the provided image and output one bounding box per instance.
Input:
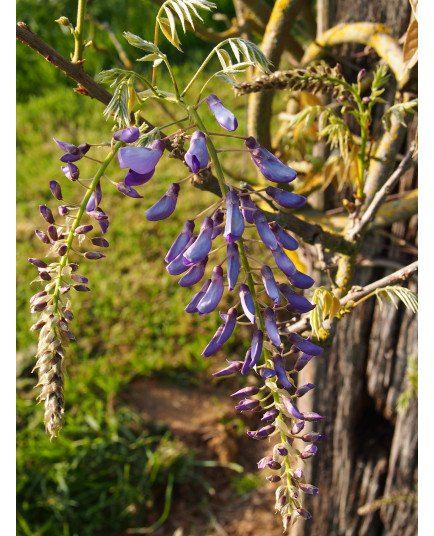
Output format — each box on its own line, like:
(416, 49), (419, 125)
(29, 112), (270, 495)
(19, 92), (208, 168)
(245, 137), (297, 183)
(282, 396), (305, 420)
(264, 307), (281, 347)
(259, 367), (277, 379)
(227, 242), (240, 291)
(113, 127), (140, 143)
(211, 209), (224, 239)
(206, 94), (238, 131)
(291, 421), (305, 435)
(166, 236), (195, 276)
(197, 266), (224, 314)
(39, 205), (55, 224)
(118, 139), (165, 174)
(185, 131), (209, 173)
(287, 332), (323, 356)
(239, 189), (257, 223)
(302, 412), (326, 422)
(271, 246), (296, 277)
(183, 217), (213, 266)
(253, 210), (278, 250)
(124, 168), (155, 187)
(165, 220), (195, 263)
(231, 386), (260, 398)
(145, 183), (180, 221)
(239, 283), (255, 324)
(261, 409), (279, 422)
(268, 221), (299, 250)
(287, 270), (315, 289)
(272, 354), (293, 389)
(261, 265), (281, 306)
(302, 433), (327, 442)
(294, 352), (314, 372)
(279, 284), (316, 314)
(223, 190), (245, 243)
(295, 383), (315, 397)
(201, 307), (237, 357)
(116, 182), (144, 198)
(235, 399), (261, 411)
(185, 278), (211, 313)
(86, 182), (102, 212)
(265, 186), (306, 209)
(241, 348), (252, 375)
(299, 484), (319, 495)
(250, 329), (263, 367)
(179, 256), (208, 287)
(212, 360), (243, 377)
(201, 324), (225, 358)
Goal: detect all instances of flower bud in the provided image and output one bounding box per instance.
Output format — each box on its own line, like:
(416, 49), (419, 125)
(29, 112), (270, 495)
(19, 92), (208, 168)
(245, 137), (297, 183)
(295, 383), (315, 397)
(239, 189), (256, 224)
(49, 180), (63, 200)
(253, 210), (278, 250)
(113, 127), (140, 143)
(212, 360), (243, 377)
(259, 367), (277, 379)
(287, 332), (323, 356)
(28, 258), (48, 269)
(78, 143), (91, 155)
(145, 183), (180, 221)
(299, 483), (319, 495)
(35, 229), (50, 244)
(224, 191), (245, 243)
(231, 386), (260, 398)
(294, 352), (313, 372)
(272, 354), (293, 389)
(261, 409), (279, 422)
(227, 242), (240, 291)
(265, 186), (306, 209)
(301, 433), (327, 442)
(282, 396), (304, 420)
(185, 131), (209, 173)
(58, 206), (70, 216)
(279, 284), (316, 314)
(165, 220), (195, 264)
(266, 475), (281, 483)
(185, 278), (211, 313)
(302, 412), (326, 422)
(73, 285), (91, 292)
(58, 245), (67, 256)
(47, 225), (58, 242)
(235, 399), (261, 411)
(71, 274), (88, 284)
(196, 266), (224, 314)
(291, 421), (305, 435)
(91, 237), (109, 248)
(84, 252), (105, 260)
(39, 205), (55, 224)
(179, 256), (208, 287)
(87, 210), (108, 221)
(287, 270), (315, 290)
(269, 221), (299, 251)
(183, 217), (213, 266)
(61, 308), (74, 321)
(61, 163), (80, 181)
(264, 307), (281, 347)
(260, 265), (281, 306)
(75, 225), (93, 235)
(206, 94), (238, 131)
(116, 182), (144, 198)
(39, 271), (51, 281)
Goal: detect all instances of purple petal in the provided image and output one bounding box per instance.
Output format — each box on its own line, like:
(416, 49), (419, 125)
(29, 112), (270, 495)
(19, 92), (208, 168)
(271, 246), (296, 277)
(235, 399), (260, 411)
(206, 94), (238, 131)
(272, 354), (293, 389)
(250, 329), (263, 367)
(184, 131), (209, 173)
(239, 283), (255, 324)
(223, 191), (245, 243)
(211, 209), (224, 239)
(261, 409), (279, 422)
(60, 153), (82, 163)
(61, 163), (79, 181)
(116, 182), (144, 198)
(259, 367), (277, 379)
(145, 183), (180, 221)
(282, 396), (304, 420)
(302, 412), (326, 422)
(294, 352), (314, 372)
(231, 386), (260, 398)
(113, 127), (140, 143)
(217, 307), (237, 345)
(269, 221), (299, 250)
(253, 210), (278, 250)
(241, 348), (253, 375)
(212, 360), (243, 377)
(227, 242), (240, 291)
(197, 266), (224, 314)
(166, 236), (195, 276)
(182, 217), (213, 265)
(287, 270), (315, 289)
(265, 186), (306, 209)
(185, 278), (211, 313)
(86, 182), (102, 212)
(287, 332), (323, 356)
(239, 189), (257, 224)
(124, 168), (155, 186)
(53, 138), (79, 154)
(295, 383), (315, 397)
(245, 137), (297, 183)
(279, 283), (316, 314)
(261, 265), (281, 306)
(264, 307), (281, 347)
(202, 324), (225, 357)
(118, 140), (164, 174)
(178, 256), (208, 287)
(165, 220), (195, 263)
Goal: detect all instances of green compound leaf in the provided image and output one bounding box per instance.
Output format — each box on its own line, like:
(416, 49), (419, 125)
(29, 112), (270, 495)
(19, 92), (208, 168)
(123, 32), (162, 55)
(159, 17), (183, 51)
(102, 78), (131, 127)
(381, 99), (418, 129)
(136, 128), (162, 147)
(374, 285), (418, 314)
(96, 68), (133, 87)
(226, 38), (272, 73)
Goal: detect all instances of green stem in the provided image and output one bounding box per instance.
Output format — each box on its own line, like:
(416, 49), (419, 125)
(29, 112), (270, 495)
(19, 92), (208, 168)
(52, 141), (122, 313)
(72, 0), (87, 63)
(163, 58), (180, 99)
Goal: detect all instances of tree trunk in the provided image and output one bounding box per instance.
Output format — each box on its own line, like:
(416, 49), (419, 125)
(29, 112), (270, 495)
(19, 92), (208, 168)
(291, 2), (417, 535)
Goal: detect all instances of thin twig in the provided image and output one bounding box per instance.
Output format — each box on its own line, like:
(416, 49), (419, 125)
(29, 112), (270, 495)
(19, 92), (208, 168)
(348, 142), (416, 240)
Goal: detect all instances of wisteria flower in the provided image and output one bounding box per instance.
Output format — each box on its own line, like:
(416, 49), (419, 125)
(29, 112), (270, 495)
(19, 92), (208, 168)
(223, 190), (245, 243)
(245, 136), (297, 183)
(183, 217), (213, 266)
(145, 183), (180, 221)
(206, 94), (238, 131)
(113, 127), (140, 143)
(184, 131), (209, 173)
(118, 139), (165, 174)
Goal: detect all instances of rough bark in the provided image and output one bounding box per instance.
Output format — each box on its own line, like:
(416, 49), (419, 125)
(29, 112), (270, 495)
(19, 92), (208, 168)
(290, 2), (417, 535)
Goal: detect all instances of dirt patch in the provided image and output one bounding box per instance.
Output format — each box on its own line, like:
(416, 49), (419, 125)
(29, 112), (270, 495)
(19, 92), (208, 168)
(124, 378), (287, 536)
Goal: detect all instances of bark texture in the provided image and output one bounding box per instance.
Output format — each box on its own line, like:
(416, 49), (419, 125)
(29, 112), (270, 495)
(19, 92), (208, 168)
(290, 2), (417, 535)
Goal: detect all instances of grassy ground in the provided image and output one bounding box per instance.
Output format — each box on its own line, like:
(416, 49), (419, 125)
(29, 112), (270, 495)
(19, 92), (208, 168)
(16, 64), (268, 534)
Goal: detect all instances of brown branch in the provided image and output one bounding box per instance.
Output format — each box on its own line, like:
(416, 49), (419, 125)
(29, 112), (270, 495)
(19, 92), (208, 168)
(348, 142), (416, 240)
(340, 260), (418, 306)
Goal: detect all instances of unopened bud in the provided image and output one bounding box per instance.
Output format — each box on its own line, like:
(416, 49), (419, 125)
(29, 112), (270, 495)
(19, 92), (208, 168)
(84, 251), (105, 260)
(357, 68), (366, 83)
(73, 284), (90, 292)
(39, 271), (51, 281)
(68, 263), (79, 272)
(75, 225), (93, 235)
(39, 205), (55, 224)
(30, 319), (46, 331)
(59, 285), (71, 294)
(91, 237), (109, 248)
(78, 143), (91, 155)
(58, 205), (70, 216)
(58, 244), (67, 256)
(362, 96), (371, 104)
(55, 16), (71, 26)
(49, 180), (62, 200)
(30, 291), (47, 304)
(28, 258), (47, 269)
(35, 229), (50, 244)
(87, 210), (108, 221)
(266, 475), (281, 483)
(47, 225), (58, 241)
(61, 308), (74, 321)
(71, 274), (88, 284)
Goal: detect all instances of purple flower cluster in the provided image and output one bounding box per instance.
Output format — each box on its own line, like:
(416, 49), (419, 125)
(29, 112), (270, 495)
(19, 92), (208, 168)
(30, 93), (325, 523)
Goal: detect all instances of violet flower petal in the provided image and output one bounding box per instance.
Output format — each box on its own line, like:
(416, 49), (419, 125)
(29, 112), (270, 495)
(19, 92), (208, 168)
(282, 396), (305, 420)
(287, 332), (323, 356)
(259, 367), (277, 379)
(279, 283), (316, 314)
(197, 266), (224, 314)
(201, 324), (225, 358)
(231, 386), (260, 398)
(227, 242), (240, 291)
(253, 210), (278, 250)
(250, 329), (263, 367)
(239, 189), (257, 224)
(269, 221), (299, 250)
(211, 209), (224, 239)
(235, 399), (260, 411)
(294, 352), (314, 372)
(165, 220), (195, 263)
(271, 245), (297, 276)
(223, 190), (245, 243)
(61, 163), (79, 181)
(166, 236), (196, 276)
(261, 409), (279, 422)
(272, 353), (293, 389)
(124, 168), (155, 186)
(295, 383), (315, 397)
(185, 278), (211, 313)
(53, 138), (79, 154)
(239, 283), (255, 324)
(145, 183), (180, 221)
(241, 348), (253, 375)
(178, 256), (208, 287)
(116, 182), (144, 198)
(212, 360), (243, 377)
(182, 217), (213, 266)
(206, 94), (238, 131)
(264, 307), (281, 347)
(217, 307), (237, 345)
(118, 139), (165, 174)
(245, 136), (297, 183)
(265, 186), (307, 209)
(86, 182), (102, 212)
(184, 131), (209, 173)
(113, 127), (140, 143)
(300, 445), (318, 459)
(261, 265), (281, 306)
(287, 270), (315, 289)
(60, 153), (82, 163)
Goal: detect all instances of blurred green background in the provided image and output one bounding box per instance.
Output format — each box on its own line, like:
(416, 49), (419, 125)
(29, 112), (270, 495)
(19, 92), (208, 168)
(16, 1), (274, 534)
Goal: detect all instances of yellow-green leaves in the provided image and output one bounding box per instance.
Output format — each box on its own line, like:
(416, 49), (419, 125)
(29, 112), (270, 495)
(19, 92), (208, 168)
(374, 285), (418, 313)
(310, 287), (341, 339)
